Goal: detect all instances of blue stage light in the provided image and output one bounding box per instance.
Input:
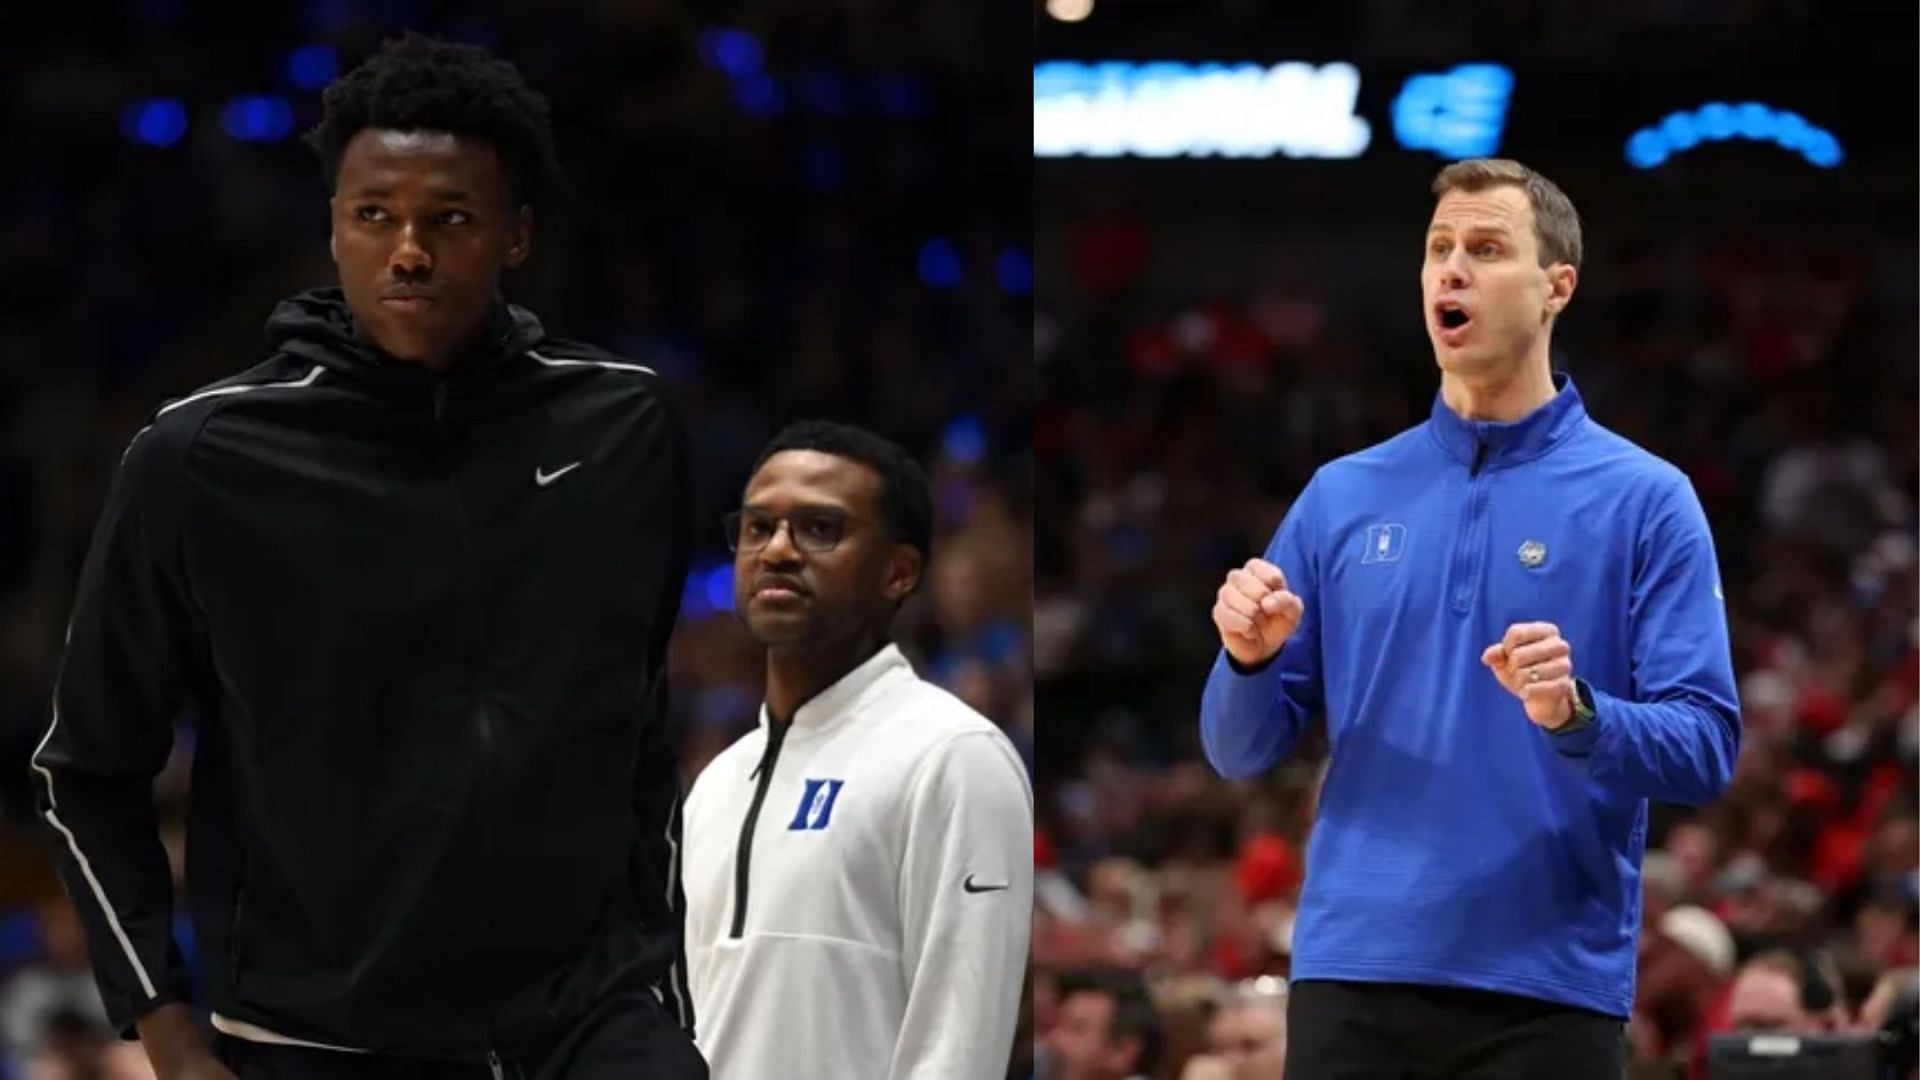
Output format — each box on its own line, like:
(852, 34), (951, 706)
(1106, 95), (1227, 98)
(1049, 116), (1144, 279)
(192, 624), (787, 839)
(698, 28), (764, 78)
(733, 73), (785, 118)
(917, 239), (963, 289)
(288, 45), (338, 91)
(1624, 101), (1844, 170)
(704, 564), (736, 613)
(122, 99), (189, 147)
(943, 415), (988, 464)
(1391, 63), (1514, 159)
(994, 248), (1033, 296)
(220, 95), (296, 142)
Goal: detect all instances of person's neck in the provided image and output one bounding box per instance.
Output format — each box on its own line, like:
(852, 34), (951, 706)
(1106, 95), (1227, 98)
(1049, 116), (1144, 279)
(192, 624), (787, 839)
(763, 630), (890, 725)
(1440, 351), (1556, 423)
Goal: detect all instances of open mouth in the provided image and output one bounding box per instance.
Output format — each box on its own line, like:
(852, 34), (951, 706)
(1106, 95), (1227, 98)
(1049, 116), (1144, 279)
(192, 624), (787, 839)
(1436, 301), (1471, 331)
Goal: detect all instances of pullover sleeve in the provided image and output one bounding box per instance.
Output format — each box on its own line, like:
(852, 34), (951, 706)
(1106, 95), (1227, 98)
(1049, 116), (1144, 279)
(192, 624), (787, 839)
(1200, 474), (1326, 779)
(888, 731), (1034, 1079)
(628, 389), (697, 1032)
(1546, 475), (1741, 805)
(32, 418), (199, 1033)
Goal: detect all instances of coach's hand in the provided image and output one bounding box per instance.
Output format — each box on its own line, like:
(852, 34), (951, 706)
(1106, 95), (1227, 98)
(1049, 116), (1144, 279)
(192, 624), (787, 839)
(1481, 622), (1576, 730)
(1213, 558), (1305, 668)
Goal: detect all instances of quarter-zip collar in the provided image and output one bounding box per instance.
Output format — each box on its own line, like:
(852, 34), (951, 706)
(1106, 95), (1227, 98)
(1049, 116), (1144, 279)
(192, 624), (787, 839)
(758, 644), (913, 734)
(263, 287), (546, 404)
(1428, 371), (1587, 471)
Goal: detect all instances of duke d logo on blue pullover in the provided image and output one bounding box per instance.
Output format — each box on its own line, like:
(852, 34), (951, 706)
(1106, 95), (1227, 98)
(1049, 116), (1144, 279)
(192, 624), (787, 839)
(1201, 373), (1740, 1019)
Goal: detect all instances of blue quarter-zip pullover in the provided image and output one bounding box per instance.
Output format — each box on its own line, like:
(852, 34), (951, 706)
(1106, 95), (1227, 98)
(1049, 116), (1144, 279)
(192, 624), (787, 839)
(1201, 374), (1739, 1018)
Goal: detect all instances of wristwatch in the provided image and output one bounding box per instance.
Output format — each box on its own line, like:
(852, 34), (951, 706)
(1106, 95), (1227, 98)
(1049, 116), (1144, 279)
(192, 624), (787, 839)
(1556, 679), (1598, 733)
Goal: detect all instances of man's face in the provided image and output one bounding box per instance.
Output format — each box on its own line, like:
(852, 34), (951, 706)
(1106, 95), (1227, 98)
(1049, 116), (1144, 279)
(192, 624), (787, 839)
(1045, 992), (1133, 1080)
(1208, 1003), (1286, 1080)
(1421, 185), (1574, 377)
(330, 128), (531, 368)
(1726, 968), (1815, 1033)
(732, 450), (920, 648)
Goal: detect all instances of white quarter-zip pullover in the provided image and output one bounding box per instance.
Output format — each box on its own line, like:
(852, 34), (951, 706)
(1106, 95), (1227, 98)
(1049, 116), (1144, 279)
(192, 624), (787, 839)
(684, 645), (1033, 1078)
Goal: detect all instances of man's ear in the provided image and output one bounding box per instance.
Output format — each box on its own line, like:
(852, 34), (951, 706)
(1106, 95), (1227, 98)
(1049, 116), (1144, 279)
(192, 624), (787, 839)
(884, 544), (924, 605)
(1544, 262), (1578, 317)
(328, 197), (339, 264)
(505, 204), (533, 269)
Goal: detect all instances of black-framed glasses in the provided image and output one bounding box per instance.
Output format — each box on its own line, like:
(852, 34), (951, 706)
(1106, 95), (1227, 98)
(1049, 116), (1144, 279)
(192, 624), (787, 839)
(723, 507), (851, 554)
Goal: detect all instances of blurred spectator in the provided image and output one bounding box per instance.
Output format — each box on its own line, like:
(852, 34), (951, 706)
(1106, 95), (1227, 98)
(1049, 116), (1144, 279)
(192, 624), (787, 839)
(1045, 969), (1166, 1080)
(0, 903), (107, 1066)
(1856, 965), (1919, 1080)
(1637, 905), (1736, 1061)
(17, 1008), (156, 1080)
(1201, 977), (1287, 1080)
(1722, 951), (1845, 1034)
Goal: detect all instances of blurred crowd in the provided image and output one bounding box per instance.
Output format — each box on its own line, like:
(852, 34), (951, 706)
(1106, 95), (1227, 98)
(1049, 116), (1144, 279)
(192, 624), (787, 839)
(1030, 188), (1917, 1077)
(0, 2), (1028, 1076)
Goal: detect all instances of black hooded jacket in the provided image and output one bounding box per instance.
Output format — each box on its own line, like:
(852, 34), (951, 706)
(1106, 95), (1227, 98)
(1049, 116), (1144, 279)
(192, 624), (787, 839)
(31, 288), (694, 1061)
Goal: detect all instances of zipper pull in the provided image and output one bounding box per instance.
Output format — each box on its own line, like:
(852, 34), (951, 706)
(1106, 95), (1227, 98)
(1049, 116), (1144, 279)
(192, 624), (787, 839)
(487, 1050), (505, 1080)
(1470, 439), (1489, 477)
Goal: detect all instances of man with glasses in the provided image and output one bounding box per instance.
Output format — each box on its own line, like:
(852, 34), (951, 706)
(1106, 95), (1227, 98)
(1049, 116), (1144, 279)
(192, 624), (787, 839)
(681, 420), (1033, 1078)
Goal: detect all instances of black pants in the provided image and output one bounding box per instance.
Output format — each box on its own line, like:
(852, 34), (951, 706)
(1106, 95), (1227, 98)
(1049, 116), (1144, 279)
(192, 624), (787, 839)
(213, 994), (707, 1080)
(1285, 979), (1626, 1080)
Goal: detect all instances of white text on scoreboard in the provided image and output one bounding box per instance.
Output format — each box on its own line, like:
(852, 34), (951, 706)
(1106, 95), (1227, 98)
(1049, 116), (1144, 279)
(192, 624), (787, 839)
(1033, 61), (1372, 159)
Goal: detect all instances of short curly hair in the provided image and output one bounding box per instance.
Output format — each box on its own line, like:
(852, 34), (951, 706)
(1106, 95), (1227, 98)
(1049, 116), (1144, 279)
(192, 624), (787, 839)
(304, 33), (560, 209)
(751, 420), (934, 563)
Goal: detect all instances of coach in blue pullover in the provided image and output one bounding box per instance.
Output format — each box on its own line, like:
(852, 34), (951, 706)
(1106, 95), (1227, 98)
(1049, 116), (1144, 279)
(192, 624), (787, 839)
(1202, 159), (1739, 1078)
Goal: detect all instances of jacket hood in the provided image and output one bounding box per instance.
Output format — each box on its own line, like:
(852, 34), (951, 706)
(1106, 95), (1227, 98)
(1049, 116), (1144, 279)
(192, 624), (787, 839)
(264, 287), (547, 383)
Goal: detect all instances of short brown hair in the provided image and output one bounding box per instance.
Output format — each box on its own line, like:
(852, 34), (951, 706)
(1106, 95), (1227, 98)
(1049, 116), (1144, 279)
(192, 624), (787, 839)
(1431, 158), (1583, 270)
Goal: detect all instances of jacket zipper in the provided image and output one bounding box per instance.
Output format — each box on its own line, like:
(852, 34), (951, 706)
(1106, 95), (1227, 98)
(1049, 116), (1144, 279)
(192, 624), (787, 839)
(1448, 439), (1492, 615)
(428, 380), (495, 758)
(729, 722), (791, 939)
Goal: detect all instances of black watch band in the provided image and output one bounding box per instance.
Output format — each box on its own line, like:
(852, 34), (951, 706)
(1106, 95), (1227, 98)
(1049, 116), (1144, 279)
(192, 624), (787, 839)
(1557, 678), (1597, 732)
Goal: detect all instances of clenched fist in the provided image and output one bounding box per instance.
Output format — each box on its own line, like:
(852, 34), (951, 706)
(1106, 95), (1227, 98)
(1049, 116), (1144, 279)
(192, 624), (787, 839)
(1481, 622), (1577, 730)
(1213, 558), (1305, 668)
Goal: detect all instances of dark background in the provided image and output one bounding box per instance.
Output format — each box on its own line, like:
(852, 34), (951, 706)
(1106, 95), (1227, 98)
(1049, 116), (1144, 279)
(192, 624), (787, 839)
(1033, 4), (1917, 1078)
(0, 2), (1031, 1076)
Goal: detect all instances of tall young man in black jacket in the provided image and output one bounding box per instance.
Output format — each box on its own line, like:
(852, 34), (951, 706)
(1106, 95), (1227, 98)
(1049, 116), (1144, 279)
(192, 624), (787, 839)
(30, 35), (704, 1080)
